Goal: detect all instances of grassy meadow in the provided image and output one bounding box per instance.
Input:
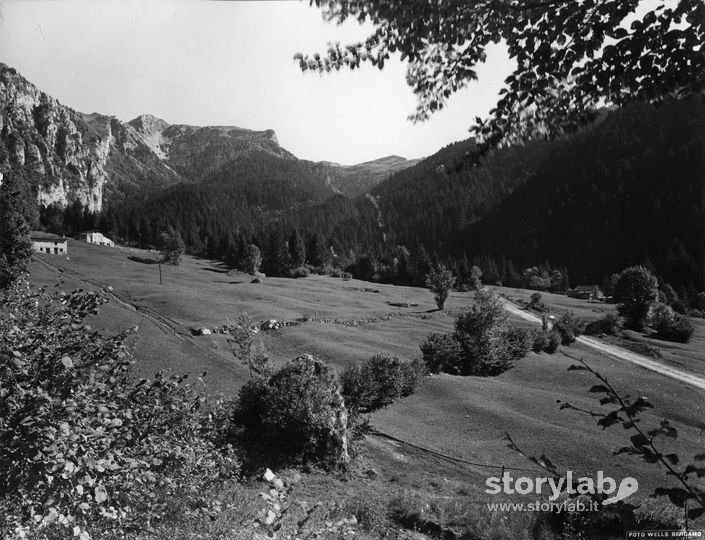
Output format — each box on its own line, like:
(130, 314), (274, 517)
(29, 239), (705, 532)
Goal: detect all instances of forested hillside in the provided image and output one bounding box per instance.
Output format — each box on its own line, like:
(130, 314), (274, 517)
(459, 97), (705, 297)
(44, 97), (705, 300)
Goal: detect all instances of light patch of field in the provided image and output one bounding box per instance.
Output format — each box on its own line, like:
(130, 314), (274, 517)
(30, 241), (705, 502)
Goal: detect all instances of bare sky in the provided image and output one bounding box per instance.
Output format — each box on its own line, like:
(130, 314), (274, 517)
(0, 0), (514, 165)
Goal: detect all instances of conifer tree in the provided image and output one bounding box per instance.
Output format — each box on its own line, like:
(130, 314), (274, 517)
(0, 172), (34, 288)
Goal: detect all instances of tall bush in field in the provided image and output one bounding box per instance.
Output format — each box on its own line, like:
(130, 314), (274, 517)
(614, 266), (659, 330)
(425, 263), (456, 310)
(421, 290), (530, 376)
(340, 354), (425, 413)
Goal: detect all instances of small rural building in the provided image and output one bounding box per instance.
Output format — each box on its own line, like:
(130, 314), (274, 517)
(83, 231), (115, 247)
(30, 231), (68, 255)
(568, 285), (605, 301)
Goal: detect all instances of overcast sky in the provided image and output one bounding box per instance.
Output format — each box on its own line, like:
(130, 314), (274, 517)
(0, 0), (514, 165)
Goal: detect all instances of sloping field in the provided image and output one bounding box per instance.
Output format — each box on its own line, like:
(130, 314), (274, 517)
(30, 240), (705, 505)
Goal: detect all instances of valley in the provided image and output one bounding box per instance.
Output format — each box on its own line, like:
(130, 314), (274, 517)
(30, 240), (705, 508)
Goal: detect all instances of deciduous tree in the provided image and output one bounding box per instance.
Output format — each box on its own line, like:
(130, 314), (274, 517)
(159, 226), (185, 265)
(299, 0), (704, 150)
(425, 263), (456, 310)
(614, 265), (659, 330)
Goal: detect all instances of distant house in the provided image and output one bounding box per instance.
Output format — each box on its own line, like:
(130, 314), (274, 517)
(568, 285), (605, 301)
(30, 231), (68, 255)
(83, 231), (115, 247)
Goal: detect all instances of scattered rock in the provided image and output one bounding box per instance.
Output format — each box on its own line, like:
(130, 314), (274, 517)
(259, 319), (300, 331)
(261, 319), (280, 331)
(191, 327), (212, 336)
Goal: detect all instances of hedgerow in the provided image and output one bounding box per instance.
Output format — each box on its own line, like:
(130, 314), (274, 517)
(0, 280), (239, 540)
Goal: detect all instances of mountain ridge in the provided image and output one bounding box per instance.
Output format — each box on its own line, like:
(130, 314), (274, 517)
(0, 62), (419, 211)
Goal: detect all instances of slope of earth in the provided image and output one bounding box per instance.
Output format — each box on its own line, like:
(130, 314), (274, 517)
(29, 240), (705, 504)
(458, 97), (705, 292)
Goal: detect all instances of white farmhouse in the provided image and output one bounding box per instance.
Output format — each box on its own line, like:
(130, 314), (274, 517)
(30, 232), (68, 255)
(83, 232), (115, 247)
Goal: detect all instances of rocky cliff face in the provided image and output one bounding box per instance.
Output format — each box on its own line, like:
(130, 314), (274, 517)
(0, 66), (114, 211)
(0, 63), (418, 213)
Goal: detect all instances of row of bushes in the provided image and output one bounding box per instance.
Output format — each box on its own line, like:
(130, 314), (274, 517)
(583, 304), (694, 344)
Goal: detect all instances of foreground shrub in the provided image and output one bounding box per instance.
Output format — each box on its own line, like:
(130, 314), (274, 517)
(340, 354), (425, 413)
(0, 281), (238, 540)
(553, 311), (583, 345)
(232, 355), (342, 468)
(422, 290), (531, 376)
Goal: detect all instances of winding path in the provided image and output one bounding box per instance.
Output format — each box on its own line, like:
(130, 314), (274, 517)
(501, 298), (705, 391)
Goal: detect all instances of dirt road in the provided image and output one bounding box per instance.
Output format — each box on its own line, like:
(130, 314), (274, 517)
(502, 298), (705, 391)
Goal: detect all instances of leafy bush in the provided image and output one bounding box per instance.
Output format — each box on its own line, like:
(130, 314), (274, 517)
(648, 302), (694, 342)
(531, 328), (561, 354)
(341, 272), (352, 280)
(649, 302), (676, 329)
(553, 311), (583, 345)
(531, 329), (548, 353)
(420, 332), (464, 374)
(655, 314), (694, 343)
(584, 313), (623, 336)
(422, 290), (530, 376)
(231, 354), (345, 468)
(544, 329), (562, 353)
(425, 264), (456, 310)
(340, 354), (425, 413)
(0, 280), (238, 540)
(614, 266), (659, 330)
(504, 327), (533, 359)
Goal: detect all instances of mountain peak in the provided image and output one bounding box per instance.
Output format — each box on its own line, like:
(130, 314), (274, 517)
(128, 114), (170, 134)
